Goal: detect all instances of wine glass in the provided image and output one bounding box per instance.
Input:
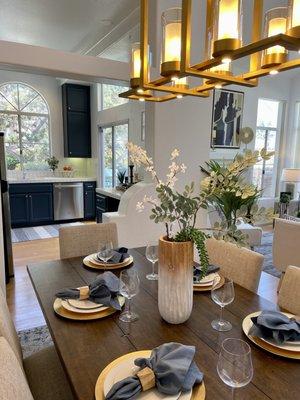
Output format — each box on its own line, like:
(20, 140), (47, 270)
(145, 244), (158, 280)
(211, 277), (235, 331)
(217, 338), (253, 399)
(98, 241), (114, 263)
(119, 268), (140, 322)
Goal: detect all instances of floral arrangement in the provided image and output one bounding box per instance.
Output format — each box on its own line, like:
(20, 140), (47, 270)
(127, 143), (274, 278)
(46, 156), (59, 172)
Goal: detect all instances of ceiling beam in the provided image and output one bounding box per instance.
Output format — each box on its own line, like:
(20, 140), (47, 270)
(0, 40), (130, 84)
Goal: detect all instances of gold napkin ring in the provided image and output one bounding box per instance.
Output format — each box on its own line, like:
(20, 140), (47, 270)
(79, 286), (90, 300)
(137, 367), (155, 391)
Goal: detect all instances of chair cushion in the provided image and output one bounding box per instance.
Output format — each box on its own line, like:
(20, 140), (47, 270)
(0, 288), (23, 365)
(0, 336), (34, 400)
(24, 344), (74, 400)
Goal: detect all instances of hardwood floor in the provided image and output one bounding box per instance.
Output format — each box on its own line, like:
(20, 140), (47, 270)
(7, 237), (60, 331)
(7, 234), (279, 331)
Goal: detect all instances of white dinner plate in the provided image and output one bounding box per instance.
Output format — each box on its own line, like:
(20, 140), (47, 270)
(194, 274), (220, 287)
(68, 299), (104, 310)
(103, 352), (192, 400)
(242, 311), (300, 353)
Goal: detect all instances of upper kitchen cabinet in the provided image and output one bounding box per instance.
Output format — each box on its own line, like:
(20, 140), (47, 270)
(62, 83), (91, 158)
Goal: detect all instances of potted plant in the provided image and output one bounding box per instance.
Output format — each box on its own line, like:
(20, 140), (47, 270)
(127, 143), (273, 324)
(46, 156), (59, 175)
(117, 169), (126, 185)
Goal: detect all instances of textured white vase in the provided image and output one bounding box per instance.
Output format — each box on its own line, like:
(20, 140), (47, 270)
(158, 236), (193, 324)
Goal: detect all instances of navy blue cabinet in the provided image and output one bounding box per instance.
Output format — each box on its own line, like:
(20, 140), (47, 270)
(84, 182), (96, 220)
(62, 84), (91, 158)
(10, 184), (53, 228)
(96, 193), (120, 223)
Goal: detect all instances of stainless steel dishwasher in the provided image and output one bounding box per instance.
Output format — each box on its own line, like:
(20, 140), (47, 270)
(53, 182), (84, 221)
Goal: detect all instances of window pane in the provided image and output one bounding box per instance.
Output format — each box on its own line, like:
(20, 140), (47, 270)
(256, 99), (279, 128)
(0, 114), (21, 170)
(0, 94), (16, 111)
(18, 84), (38, 111)
(21, 115), (50, 170)
(114, 124), (128, 183)
(103, 127), (113, 188)
(0, 83), (19, 110)
(102, 84), (128, 110)
(22, 94), (48, 114)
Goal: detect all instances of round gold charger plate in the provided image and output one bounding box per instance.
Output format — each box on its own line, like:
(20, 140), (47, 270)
(95, 350), (206, 400)
(83, 254), (133, 270)
(53, 298), (123, 321)
(193, 276), (225, 292)
(242, 311), (300, 360)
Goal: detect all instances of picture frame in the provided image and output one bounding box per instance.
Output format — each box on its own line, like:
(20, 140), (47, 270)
(211, 88), (244, 149)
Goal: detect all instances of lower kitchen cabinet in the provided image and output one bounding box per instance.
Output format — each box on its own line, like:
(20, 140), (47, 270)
(9, 184), (53, 228)
(84, 182), (96, 220)
(96, 193), (120, 223)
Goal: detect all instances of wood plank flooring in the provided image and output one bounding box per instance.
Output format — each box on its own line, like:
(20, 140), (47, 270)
(6, 235), (279, 331)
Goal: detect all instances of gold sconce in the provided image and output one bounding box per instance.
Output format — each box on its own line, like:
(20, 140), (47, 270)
(120, 0), (300, 103)
(262, 8), (288, 69)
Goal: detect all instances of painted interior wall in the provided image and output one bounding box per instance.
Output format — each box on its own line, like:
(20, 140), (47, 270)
(0, 69), (94, 177)
(0, 186), (5, 294)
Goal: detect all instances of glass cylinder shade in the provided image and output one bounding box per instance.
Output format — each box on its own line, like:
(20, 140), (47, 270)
(287, 0), (300, 38)
(262, 8), (288, 68)
(206, 31), (232, 77)
(212, 0), (243, 57)
(131, 42), (141, 80)
(161, 8), (182, 77)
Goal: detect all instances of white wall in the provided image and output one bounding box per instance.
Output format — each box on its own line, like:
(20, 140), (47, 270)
(0, 69), (95, 176)
(0, 187), (5, 294)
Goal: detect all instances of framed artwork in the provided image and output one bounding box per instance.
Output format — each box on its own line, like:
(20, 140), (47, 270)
(141, 111), (145, 142)
(211, 88), (244, 149)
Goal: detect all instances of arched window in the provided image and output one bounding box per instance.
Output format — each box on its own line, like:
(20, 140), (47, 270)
(0, 83), (50, 171)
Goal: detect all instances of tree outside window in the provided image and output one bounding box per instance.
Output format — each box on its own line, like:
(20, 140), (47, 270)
(100, 84), (129, 110)
(0, 82), (50, 171)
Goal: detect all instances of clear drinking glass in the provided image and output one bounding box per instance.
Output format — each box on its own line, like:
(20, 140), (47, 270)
(217, 338), (253, 399)
(119, 268), (140, 322)
(145, 244), (159, 281)
(98, 242), (114, 263)
(211, 277), (235, 331)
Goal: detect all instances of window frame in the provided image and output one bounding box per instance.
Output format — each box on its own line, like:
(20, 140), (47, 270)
(100, 120), (129, 188)
(0, 82), (51, 171)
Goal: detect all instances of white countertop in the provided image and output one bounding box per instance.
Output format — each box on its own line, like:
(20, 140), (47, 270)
(9, 177), (97, 184)
(96, 187), (124, 200)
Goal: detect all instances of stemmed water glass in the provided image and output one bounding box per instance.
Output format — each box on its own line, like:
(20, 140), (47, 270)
(98, 241), (114, 263)
(145, 244), (158, 280)
(211, 277), (235, 331)
(119, 268), (140, 322)
(217, 338), (253, 399)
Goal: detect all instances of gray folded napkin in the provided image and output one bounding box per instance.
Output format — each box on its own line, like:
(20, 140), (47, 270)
(249, 310), (300, 344)
(193, 265), (220, 283)
(106, 342), (204, 400)
(97, 247), (130, 264)
(55, 271), (121, 310)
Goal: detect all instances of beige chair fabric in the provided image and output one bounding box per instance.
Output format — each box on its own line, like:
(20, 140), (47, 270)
(24, 345), (74, 400)
(273, 218), (300, 273)
(278, 265), (300, 315)
(0, 288), (22, 365)
(59, 223), (118, 259)
(206, 238), (264, 292)
(0, 336), (34, 400)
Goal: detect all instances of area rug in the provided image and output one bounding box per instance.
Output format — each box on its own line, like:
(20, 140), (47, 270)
(11, 222), (83, 243)
(18, 325), (53, 358)
(255, 232), (281, 278)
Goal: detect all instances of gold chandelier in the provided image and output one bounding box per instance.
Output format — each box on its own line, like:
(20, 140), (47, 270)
(120, 0), (300, 102)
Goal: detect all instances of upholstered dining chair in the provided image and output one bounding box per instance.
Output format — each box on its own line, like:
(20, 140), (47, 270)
(0, 289), (74, 400)
(273, 218), (300, 275)
(278, 265), (300, 315)
(206, 238), (264, 292)
(59, 222), (118, 259)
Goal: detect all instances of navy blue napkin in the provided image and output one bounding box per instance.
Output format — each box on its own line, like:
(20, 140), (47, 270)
(106, 342), (204, 400)
(250, 310), (300, 344)
(97, 247), (130, 264)
(193, 265), (220, 283)
(55, 271), (121, 310)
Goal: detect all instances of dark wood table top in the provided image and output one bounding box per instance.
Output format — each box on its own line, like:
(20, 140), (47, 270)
(27, 248), (300, 400)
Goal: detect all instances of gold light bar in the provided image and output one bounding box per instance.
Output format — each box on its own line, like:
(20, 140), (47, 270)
(120, 0), (300, 103)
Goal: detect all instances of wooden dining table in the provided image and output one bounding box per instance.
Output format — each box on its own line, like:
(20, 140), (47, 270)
(27, 248), (300, 400)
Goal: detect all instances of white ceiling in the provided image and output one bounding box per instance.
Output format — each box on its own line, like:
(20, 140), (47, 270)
(0, 0), (139, 52)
